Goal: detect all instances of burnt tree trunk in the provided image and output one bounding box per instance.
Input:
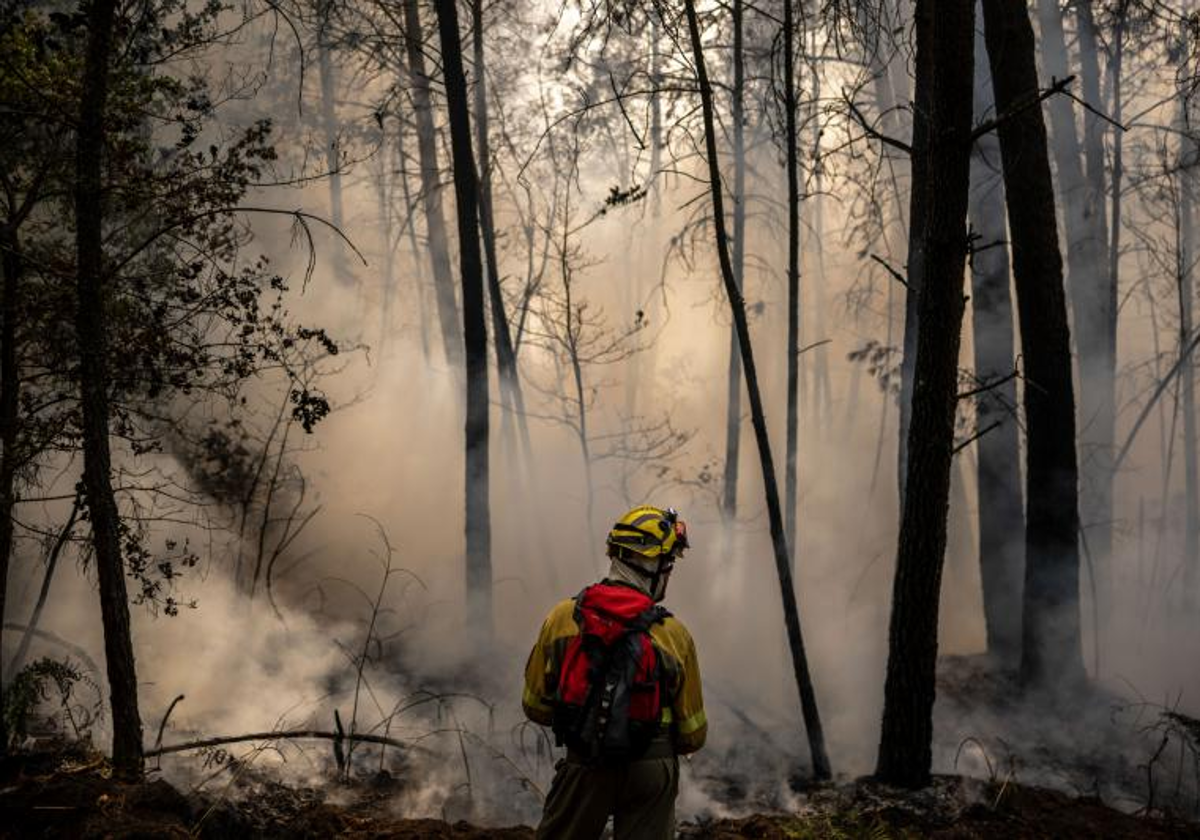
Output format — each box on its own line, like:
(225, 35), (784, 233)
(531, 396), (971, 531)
(980, 0), (1085, 689)
(433, 0), (491, 638)
(783, 0), (801, 568)
(75, 0), (144, 778)
(404, 0), (464, 369)
(968, 20), (1024, 668)
(684, 0), (831, 780)
(875, 0), (974, 789)
(895, 0), (933, 506)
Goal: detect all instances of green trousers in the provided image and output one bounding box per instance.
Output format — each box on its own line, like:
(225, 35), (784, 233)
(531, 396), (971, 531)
(535, 752), (680, 840)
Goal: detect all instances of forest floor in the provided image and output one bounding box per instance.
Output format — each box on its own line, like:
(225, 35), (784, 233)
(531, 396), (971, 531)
(4, 656), (1199, 838)
(2, 745), (1198, 839)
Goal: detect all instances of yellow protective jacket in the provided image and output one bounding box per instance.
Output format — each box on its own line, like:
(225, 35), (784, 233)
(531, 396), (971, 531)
(522, 586), (708, 755)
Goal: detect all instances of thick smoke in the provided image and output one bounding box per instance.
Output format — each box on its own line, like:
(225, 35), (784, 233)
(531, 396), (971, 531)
(4, 3), (1200, 827)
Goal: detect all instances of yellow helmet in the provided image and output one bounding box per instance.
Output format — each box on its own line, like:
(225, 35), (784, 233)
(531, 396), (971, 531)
(605, 505), (689, 560)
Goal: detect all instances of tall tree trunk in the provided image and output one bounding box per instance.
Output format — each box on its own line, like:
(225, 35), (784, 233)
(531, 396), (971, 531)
(896, 76), (928, 510)
(870, 0), (919, 507)
(806, 20), (834, 433)
(981, 0), (1085, 690)
(967, 20), (1024, 668)
(471, 0), (532, 460)
(683, 0), (831, 780)
(1036, 0), (1112, 625)
(397, 118), (433, 364)
(317, 11), (352, 288)
(75, 0), (144, 777)
(374, 124), (396, 358)
(1178, 70), (1199, 608)
(1108, 8), (1125, 357)
(1075, 0), (1116, 624)
(404, 0), (464, 369)
(720, 0), (745, 537)
(858, 0), (907, 484)
(783, 0), (801, 569)
(433, 0), (491, 639)
(1180, 184), (1197, 609)
(874, 0), (974, 789)
(0, 225), (20, 756)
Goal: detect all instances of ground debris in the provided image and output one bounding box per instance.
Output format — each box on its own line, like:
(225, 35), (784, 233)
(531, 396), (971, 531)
(679, 775), (1199, 839)
(3, 746), (1198, 838)
(0, 747), (532, 839)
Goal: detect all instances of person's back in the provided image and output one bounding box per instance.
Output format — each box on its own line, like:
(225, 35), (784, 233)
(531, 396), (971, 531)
(522, 506), (707, 840)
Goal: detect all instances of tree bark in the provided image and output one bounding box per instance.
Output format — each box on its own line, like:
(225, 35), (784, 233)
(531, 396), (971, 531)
(967, 19), (1024, 668)
(683, 0), (830, 780)
(75, 0), (144, 778)
(433, 0), (491, 639)
(875, 0), (974, 789)
(404, 0), (464, 369)
(981, 0), (1085, 690)
(896, 3), (931, 507)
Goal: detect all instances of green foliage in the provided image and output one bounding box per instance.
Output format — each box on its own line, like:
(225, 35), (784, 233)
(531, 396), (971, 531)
(2, 657), (100, 748)
(0, 0), (340, 603)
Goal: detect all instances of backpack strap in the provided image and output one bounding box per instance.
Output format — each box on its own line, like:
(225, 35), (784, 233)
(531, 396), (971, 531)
(626, 604), (671, 634)
(570, 585), (592, 626)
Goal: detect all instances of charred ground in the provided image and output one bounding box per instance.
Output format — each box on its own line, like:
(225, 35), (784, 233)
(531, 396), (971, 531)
(2, 745), (1196, 839)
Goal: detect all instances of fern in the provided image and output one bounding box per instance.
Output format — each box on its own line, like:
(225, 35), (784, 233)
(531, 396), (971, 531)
(2, 657), (97, 747)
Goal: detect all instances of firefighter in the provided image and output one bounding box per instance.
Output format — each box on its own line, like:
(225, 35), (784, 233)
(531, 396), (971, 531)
(522, 505), (707, 840)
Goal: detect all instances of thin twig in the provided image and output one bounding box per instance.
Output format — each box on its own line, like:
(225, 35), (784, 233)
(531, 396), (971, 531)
(870, 253), (909, 289)
(957, 370), (1018, 401)
(970, 75), (1076, 142)
(845, 95), (913, 155)
(954, 421), (1002, 454)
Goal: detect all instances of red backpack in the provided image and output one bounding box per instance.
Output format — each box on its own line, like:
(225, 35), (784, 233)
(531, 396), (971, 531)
(551, 583), (670, 762)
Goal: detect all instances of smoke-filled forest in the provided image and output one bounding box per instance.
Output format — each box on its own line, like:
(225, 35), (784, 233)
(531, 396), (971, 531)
(2, 0), (1200, 836)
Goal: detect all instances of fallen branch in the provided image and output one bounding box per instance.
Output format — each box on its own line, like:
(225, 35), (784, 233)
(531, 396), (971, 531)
(146, 729), (427, 759)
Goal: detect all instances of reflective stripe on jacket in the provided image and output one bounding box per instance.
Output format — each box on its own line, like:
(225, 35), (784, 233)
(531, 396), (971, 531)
(522, 588), (708, 754)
